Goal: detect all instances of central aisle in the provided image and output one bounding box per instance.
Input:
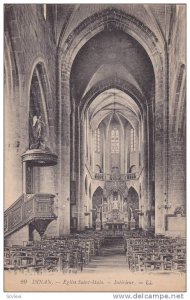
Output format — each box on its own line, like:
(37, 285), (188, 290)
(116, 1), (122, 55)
(84, 238), (128, 273)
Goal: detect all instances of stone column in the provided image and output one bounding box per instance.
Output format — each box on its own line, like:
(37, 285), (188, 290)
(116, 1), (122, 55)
(139, 214), (144, 229)
(71, 109), (76, 181)
(168, 139), (185, 212)
(22, 161), (27, 194)
(78, 118), (85, 231)
(58, 70), (71, 235)
(154, 58), (167, 235)
(120, 128), (125, 174)
(105, 128), (110, 174)
(92, 130), (95, 172)
(125, 127), (128, 173)
(89, 191), (93, 228)
(95, 207), (101, 231)
(103, 131), (106, 173)
(141, 114), (149, 230)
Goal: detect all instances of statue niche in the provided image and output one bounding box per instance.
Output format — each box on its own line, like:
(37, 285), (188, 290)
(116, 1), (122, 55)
(24, 111), (57, 167)
(30, 115), (47, 150)
(22, 65), (57, 168)
(28, 67), (50, 152)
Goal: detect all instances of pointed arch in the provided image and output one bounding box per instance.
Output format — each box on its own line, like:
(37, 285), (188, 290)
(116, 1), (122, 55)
(58, 8), (162, 77)
(128, 186), (139, 227)
(58, 7), (163, 115)
(28, 60), (55, 150)
(172, 64), (186, 136)
(57, 6), (167, 233)
(92, 186), (103, 209)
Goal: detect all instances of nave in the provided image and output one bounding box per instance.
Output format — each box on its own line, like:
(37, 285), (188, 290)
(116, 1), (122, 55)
(4, 7), (186, 294)
(4, 230), (186, 274)
(84, 238), (127, 273)
(4, 5), (186, 254)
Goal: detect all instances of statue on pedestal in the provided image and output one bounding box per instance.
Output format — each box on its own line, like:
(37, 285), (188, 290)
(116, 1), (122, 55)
(30, 115), (46, 150)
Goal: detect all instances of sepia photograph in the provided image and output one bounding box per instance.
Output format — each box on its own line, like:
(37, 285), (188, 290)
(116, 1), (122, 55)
(3, 3), (186, 293)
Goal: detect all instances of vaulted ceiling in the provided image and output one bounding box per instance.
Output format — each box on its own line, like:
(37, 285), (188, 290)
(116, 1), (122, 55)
(56, 4), (174, 49)
(71, 29), (154, 103)
(87, 89), (141, 130)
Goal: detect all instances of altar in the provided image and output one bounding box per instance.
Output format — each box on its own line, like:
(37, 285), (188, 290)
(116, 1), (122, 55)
(95, 182), (138, 231)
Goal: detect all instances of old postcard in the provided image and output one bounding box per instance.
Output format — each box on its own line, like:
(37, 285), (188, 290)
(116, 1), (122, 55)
(4, 3), (186, 292)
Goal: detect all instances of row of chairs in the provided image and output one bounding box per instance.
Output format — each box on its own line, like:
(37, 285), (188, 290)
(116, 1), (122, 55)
(125, 236), (186, 273)
(4, 231), (105, 273)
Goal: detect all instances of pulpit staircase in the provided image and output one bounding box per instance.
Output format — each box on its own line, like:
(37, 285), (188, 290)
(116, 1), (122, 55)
(4, 193), (56, 240)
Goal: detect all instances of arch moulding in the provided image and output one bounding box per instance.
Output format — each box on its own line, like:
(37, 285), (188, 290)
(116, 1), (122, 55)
(57, 7), (167, 234)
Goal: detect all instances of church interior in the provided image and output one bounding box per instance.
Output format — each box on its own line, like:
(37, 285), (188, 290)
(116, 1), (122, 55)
(4, 4), (186, 274)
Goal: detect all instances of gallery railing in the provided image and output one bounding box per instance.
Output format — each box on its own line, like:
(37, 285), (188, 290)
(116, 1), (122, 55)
(4, 193), (56, 237)
(93, 172), (138, 181)
(85, 161), (143, 181)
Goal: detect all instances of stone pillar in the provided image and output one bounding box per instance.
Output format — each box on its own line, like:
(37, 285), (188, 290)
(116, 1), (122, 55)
(120, 129), (125, 174)
(22, 161), (27, 194)
(103, 131), (106, 173)
(95, 208), (101, 231)
(168, 139), (185, 213)
(125, 127), (128, 173)
(89, 127), (92, 167)
(141, 116), (149, 230)
(89, 194), (93, 228)
(138, 213), (143, 229)
(105, 128), (110, 174)
(155, 63), (166, 235)
(58, 73), (71, 235)
(92, 130), (95, 172)
(130, 217), (136, 230)
(78, 118), (85, 231)
(71, 109), (76, 181)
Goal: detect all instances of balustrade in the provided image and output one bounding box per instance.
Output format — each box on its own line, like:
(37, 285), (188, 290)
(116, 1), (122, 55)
(4, 193), (56, 238)
(93, 172), (138, 181)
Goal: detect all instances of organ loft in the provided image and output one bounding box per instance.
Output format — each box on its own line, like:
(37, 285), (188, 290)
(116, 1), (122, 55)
(4, 4), (186, 246)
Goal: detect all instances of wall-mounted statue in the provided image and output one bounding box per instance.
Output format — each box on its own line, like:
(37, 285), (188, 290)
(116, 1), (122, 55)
(30, 115), (46, 150)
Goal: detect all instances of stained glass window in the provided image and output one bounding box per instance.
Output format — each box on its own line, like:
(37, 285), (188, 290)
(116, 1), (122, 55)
(94, 128), (100, 153)
(130, 128), (136, 152)
(111, 128), (119, 153)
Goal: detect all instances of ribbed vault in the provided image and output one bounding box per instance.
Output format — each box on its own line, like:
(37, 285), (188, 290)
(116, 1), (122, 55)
(86, 88), (141, 130)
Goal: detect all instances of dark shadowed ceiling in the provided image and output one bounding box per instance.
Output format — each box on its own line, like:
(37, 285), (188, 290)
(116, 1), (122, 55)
(71, 29), (154, 103)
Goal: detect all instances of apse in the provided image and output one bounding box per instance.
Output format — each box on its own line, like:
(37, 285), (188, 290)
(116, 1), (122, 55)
(86, 88), (143, 175)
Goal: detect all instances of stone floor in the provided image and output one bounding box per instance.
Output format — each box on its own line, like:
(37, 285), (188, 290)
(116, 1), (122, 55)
(84, 239), (128, 273)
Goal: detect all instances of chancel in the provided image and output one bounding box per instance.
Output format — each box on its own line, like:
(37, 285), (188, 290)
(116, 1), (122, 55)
(4, 4), (186, 276)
